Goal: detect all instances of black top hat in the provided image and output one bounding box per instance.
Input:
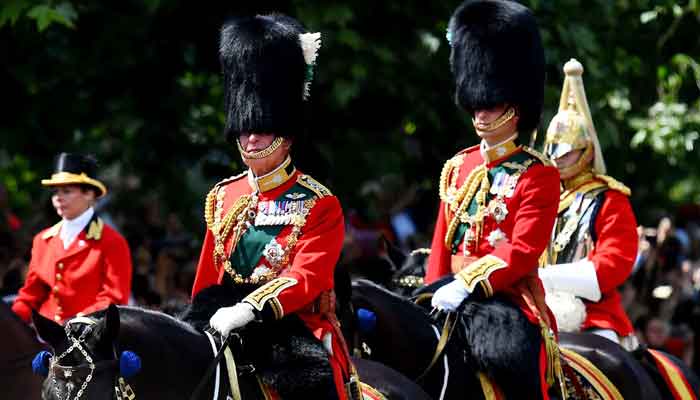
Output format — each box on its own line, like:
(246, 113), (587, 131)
(449, 0), (545, 135)
(41, 153), (107, 197)
(220, 14), (313, 141)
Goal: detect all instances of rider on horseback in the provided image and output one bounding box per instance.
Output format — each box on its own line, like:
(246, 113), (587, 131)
(12, 153), (132, 325)
(425, 1), (562, 398)
(538, 58), (639, 350)
(190, 14), (357, 400)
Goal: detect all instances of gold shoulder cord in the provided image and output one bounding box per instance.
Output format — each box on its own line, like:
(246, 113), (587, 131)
(444, 164), (488, 247)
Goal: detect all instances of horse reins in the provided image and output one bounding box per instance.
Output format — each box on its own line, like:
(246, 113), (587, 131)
(416, 310), (458, 382)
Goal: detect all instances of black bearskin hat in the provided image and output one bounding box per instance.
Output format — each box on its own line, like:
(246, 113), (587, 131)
(449, 0), (545, 134)
(220, 14), (309, 140)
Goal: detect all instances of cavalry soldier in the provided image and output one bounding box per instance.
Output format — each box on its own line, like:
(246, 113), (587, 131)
(538, 58), (639, 349)
(425, 1), (563, 398)
(191, 14), (355, 400)
(12, 153), (132, 324)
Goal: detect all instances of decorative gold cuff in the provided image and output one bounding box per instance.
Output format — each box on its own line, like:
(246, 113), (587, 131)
(455, 255), (508, 297)
(242, 277), (298, 319)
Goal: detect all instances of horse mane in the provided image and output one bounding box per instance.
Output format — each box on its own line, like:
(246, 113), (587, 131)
(118, 306), (201, 335)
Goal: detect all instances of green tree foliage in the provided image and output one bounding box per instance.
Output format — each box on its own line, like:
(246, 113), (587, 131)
(1, 0), (698, 234)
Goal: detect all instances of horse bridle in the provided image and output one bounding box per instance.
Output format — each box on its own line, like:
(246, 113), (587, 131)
(48, 318), (134, 400)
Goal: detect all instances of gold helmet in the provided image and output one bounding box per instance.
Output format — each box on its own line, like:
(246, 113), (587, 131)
(544, 59), (606, 176)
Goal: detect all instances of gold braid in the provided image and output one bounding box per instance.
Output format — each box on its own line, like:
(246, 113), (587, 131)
(444, 165), (488, 247)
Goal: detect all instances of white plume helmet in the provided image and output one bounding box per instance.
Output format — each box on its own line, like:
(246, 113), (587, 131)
(299, 32), (322, 100)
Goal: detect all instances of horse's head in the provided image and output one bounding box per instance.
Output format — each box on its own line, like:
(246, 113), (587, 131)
(32, 305), (140, 400)
(388, 248), (429, 297)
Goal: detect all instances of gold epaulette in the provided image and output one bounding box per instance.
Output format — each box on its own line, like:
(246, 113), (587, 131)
(85, 218), (104, 241)
(595, 174), (631, 196)
(204, 171), (247, 229)
(438, 151), (467, 204)
(42, 221), (63, 239)
(522, 146), (554, 167)
(298, 174), (332, 198)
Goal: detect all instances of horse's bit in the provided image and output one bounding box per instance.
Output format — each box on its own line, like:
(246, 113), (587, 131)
(48, 317), (135, 400)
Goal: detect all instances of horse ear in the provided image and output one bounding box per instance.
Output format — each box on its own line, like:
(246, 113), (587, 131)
(33, 310), (65, 347)
(103, 304), (120, 342)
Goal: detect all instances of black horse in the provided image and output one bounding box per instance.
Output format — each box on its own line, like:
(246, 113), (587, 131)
(388, 247), (700, 399)
(32, 302), (431, 400)
(346, 278), (681, 400)
(0, 300), (46, 400)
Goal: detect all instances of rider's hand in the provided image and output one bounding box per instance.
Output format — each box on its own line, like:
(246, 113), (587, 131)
(209, 303), (255, 336)
(431, 279), (470, 311)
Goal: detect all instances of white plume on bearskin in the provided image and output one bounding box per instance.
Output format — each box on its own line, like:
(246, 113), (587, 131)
(545, 290), (587, 333)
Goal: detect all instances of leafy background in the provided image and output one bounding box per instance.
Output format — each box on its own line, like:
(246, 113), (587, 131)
(1, 0), (699, 237)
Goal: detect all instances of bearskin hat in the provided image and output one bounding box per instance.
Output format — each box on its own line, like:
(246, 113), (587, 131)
(220, 14), (309, 140)
(448, 0), (545, 135)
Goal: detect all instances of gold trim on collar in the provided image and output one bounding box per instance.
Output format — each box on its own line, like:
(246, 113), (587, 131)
(482, 136), (519, 163)
(85, 218), (104, 241)
(562, 170), (594, 191)
(248, 157), (296, 193)
(558, 180), (607, 213)
(42, 221), (63, 239)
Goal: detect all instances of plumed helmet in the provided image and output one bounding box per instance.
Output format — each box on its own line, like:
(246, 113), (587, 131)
(220, 14), (321, 141)
(544, 58), (606, 174)
(448, 0), (545, 135)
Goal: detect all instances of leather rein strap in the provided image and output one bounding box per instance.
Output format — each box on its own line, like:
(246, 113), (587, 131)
(189, 333), (233, 400)
(416, 310), (458, 382)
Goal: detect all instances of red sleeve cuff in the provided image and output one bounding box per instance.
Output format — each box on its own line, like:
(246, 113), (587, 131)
(12, 300), (32, 323)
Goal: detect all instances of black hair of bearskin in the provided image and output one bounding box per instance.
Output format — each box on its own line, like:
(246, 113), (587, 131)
(458, 297), (543, 399)
(179, 284), (337, 400)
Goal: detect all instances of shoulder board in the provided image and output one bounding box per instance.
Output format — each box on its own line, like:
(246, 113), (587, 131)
(203, 171), (248, 229)
(85, 218), (104, 241)
(522, 146), (554, 167)
(42, 221), (63, 239)
(595, 174), (631, 196)
(463, 145), (479, 154)
(297, 174), (332, 198)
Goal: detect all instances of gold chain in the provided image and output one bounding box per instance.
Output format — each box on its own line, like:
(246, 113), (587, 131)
(207, 185), (257, 270)
(444, 165), (487, 247)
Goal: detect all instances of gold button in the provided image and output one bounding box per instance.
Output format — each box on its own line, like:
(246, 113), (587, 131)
(55, 273), (62, 281)
(52, 285), (59, 293)
(54, 315), (61, 322)
(57, 263), (64, 270)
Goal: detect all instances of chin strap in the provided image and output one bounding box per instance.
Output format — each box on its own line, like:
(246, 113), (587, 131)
(472, 106), (516, 132)
(237, 136), (284, 160)
(540, 259), (602, 302)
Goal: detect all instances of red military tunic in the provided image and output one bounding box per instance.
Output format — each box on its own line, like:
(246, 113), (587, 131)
(426, 141), (560, 396)
(12, 216), (132, 324)
(546, 174), (637, 336)
(192, 159), (351, 399)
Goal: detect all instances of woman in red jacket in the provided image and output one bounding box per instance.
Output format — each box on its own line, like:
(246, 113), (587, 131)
(12, 153), (132, 324)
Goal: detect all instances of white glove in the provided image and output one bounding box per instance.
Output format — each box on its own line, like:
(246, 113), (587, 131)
(209, 303), (256, 336)
(538, 260), (602, 302)
(431, 279), (470, 311)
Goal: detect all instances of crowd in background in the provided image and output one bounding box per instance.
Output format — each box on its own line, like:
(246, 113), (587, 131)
(2, 180), (700, 374)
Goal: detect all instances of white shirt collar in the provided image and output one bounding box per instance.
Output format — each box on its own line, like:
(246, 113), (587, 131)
(59, 207), (94, 249)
